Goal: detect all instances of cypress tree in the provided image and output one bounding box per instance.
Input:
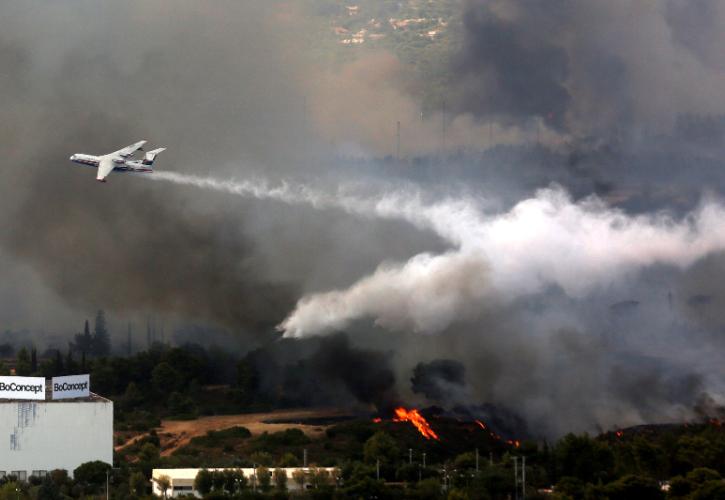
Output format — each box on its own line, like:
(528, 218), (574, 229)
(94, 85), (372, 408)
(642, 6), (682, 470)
(30, 347), (37, 373)
(92, 310), (111, 357)
(54, 349), (64, 375)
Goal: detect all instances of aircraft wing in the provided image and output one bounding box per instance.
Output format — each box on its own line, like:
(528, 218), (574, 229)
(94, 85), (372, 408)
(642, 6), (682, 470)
(109, 140), (147, 159)
(96, 157), (115, 182)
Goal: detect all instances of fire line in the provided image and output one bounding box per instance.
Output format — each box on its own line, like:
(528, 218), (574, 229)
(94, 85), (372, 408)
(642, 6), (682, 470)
(393, 407), (440, 441)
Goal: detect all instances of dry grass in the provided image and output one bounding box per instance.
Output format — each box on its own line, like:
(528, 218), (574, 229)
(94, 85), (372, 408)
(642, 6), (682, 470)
(116, 408), (351, 456)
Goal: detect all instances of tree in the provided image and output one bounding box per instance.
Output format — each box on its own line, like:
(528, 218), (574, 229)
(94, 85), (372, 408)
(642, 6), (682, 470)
(273, 469), (288, 491)
(152, 362), (181, 393)
(556, 476), (585, 498)
(257, 466), (272, 492)
(0, 482), (25, 500)
(279, 452), (300, 467)
(692, 480), (725, 500)
(222, 469), (246, 494)
(92, 310), (110, 357)
(65, 349), (78, 374)
(292, 469), (307, 490)
(49, 469), (69, 490)
(37, 477), (63, 500)
(344, 477), (387, 499)
(631, 437), (666, 479)
(138, 442), (160, 465)
(167, 391), (196, 416)
(211, 470), (226, 491)
(16, 347), (31, 376)
(604, 474), (664, 500)
(235, 359), (258, 404)
(556, 433), (614, 483)
(53, 350), (64, 375)
(30, 347), (37, 373)
(122, 382), (144, 410)
(363, 431), (400, 465)
(447, 489), (469, 500)
(194, 469), (213, 496)
(73, 320), (93, 356)
(129, 471), (148, 496)
(415, 477), (442, 499)
(250, 451), (274, 467)
(73, 460), (110, 488)
(470, 465), (513, 500)
(155, 474), (171, 499)
(310, 468), (332, 489)
(687, 467), (722, 483)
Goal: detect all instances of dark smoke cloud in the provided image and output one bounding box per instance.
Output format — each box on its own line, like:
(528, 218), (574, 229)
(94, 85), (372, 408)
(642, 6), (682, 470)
(246, 333), (398, 411)
(450, 0), (725, 138)
(411, 359), (467, 403)
(452, 2), (570, 129)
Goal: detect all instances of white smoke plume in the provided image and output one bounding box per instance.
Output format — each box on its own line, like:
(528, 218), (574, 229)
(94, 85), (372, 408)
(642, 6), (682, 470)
(151, 170), (725, 339)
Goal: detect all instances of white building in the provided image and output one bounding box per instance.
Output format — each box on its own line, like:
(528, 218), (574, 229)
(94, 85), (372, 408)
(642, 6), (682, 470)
(152, 467), (339, 498)
(0, 390), (113, 479)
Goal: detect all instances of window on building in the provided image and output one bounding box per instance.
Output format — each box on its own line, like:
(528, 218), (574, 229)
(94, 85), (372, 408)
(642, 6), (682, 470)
(0, 471), (5, 479)
(11, 470), (27, 481)
(32, 470), (47, 478)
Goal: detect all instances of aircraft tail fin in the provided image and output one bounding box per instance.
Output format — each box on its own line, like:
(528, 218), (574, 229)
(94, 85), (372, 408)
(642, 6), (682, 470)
(142, 148), (166, 166)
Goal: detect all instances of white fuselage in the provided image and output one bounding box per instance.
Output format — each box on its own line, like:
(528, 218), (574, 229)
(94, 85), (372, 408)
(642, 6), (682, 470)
(69, 154), (153, 174)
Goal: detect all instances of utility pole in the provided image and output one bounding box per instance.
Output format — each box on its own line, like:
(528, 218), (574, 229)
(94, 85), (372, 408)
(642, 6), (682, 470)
(106, 467), (119, 500)
(409, 448), (412, 465)
(423, 452), (426, 468)
(522, 456), (526, 499)
(376, 459), (380, 480)
(303, 449), (308, 468)
(475, 448), (479, 472)
(513, 456), (525, 499)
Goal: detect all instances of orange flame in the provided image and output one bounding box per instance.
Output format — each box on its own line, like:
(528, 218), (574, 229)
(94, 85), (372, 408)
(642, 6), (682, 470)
(476, 419), (519, 446)
(615, 431), (623, 438)
(393, 407), (440, 440)
(372, 417), (382, 423)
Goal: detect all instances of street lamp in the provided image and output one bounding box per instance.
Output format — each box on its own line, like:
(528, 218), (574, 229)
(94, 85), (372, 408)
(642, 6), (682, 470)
(106, 467), (120, 500)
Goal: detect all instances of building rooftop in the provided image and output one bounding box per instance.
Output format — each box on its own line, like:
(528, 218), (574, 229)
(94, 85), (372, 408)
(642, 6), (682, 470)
(0, 383), (110, 403)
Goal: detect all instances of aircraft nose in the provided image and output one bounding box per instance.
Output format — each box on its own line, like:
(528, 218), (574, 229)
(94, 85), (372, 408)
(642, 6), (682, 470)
(69, 154), (75, 161)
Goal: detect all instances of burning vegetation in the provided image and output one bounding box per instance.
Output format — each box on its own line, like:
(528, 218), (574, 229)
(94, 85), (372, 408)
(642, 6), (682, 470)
(393, 407), (440, 441)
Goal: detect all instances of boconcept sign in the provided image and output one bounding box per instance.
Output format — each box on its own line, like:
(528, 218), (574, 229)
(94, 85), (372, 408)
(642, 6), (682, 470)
(52, 374), (90, 400)
(0, 376), (46, 400)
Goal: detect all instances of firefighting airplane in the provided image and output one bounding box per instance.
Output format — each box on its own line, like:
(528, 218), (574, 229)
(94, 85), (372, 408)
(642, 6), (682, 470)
(69, 140), (165, 182)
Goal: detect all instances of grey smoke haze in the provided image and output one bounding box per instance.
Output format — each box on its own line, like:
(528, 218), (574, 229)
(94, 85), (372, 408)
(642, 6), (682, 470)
(0, 1), (437, 335)
(2, 0), (725, 437)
